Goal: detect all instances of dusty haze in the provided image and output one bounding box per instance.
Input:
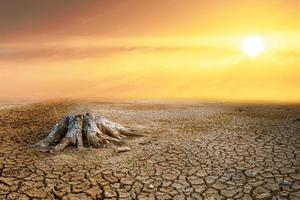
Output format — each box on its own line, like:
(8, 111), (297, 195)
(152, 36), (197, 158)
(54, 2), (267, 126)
(0, 0), (299, 103)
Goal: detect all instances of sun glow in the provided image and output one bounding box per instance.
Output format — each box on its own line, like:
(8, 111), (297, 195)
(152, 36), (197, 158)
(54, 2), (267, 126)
(242, 36), (265, 57)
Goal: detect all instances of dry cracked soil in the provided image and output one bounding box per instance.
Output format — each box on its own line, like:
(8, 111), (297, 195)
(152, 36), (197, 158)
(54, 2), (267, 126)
(0, 101), (299, 200)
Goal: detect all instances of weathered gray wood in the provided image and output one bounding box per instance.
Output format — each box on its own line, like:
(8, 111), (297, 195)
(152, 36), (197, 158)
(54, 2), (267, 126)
(53, 115), (83, 151)
(35, 116), (69, 148)
(97, 117), (141, 137)
(65, 115), (84, 147)
(35, 113), (140, 152)
(84, 113), (106, 147)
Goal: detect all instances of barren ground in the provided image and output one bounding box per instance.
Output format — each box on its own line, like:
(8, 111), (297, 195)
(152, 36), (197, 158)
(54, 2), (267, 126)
(0, 101), (299, 200)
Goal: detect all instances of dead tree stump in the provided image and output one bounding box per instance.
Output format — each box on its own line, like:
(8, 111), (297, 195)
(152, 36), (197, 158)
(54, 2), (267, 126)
(35, 113), (140, 152)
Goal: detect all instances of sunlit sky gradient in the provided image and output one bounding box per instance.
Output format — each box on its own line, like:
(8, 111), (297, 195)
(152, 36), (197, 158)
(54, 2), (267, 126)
(0, 0), (299, 103)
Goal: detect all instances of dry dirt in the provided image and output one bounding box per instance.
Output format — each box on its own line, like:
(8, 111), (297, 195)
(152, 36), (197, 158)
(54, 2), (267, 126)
(0, 101), (299, 200)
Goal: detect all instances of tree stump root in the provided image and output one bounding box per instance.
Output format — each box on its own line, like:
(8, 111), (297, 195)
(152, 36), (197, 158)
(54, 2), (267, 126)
(35, 113), (141, 152)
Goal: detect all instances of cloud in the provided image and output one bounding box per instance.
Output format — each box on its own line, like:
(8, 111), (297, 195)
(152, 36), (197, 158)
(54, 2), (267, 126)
(0, 45), (234, 61)
(2, 0), (298, 43)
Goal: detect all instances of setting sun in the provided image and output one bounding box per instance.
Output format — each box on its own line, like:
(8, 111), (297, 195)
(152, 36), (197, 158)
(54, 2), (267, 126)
(242, 36), (265, 57)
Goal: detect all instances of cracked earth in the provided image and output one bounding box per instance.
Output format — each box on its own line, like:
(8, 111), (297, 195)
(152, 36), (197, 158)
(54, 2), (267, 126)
(0, 102), (299, 200)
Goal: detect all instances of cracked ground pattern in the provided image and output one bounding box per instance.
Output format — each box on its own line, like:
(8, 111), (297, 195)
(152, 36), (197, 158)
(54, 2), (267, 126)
(0, 102), (299, 200)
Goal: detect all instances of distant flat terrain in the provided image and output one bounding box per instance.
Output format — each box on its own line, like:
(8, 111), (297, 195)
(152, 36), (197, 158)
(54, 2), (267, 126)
(0, 100), (33, 110)
(0, 101), (299, 200)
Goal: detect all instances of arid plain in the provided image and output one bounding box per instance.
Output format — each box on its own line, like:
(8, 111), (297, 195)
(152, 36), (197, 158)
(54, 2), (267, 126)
(0, 101), (299, 200)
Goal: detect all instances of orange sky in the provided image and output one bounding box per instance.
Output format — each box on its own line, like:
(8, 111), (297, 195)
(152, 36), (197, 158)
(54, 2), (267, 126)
(0, 0), (299, 103)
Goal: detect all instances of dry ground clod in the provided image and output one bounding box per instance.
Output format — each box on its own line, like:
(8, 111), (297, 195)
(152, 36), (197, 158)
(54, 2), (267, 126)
(0, 102), (299, 200)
